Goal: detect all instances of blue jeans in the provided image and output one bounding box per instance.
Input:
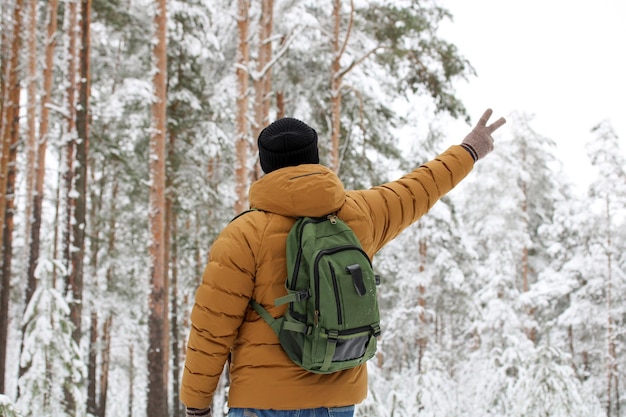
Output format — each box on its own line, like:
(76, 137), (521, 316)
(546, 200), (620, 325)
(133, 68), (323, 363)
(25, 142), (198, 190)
(227, 406), (355, 417)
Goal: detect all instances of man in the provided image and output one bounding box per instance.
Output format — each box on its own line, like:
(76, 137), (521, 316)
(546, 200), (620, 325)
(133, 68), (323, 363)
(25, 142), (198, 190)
(182, 109), (506, 417)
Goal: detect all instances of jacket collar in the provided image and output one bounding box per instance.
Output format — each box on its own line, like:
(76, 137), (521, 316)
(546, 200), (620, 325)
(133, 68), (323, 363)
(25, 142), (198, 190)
(249, 164), (346, 217)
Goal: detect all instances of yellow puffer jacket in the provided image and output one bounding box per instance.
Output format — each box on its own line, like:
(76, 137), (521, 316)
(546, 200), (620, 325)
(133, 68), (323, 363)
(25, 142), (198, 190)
(181, 145), (474, 410)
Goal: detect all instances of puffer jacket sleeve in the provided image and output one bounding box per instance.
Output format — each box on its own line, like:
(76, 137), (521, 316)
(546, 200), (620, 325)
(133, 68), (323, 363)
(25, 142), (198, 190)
(348, 145), (474, 252)
(180, 217), (259, 409)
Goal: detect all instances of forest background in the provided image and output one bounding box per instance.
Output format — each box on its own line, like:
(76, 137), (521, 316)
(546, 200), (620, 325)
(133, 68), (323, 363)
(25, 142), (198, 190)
(0, 1), (624, 417)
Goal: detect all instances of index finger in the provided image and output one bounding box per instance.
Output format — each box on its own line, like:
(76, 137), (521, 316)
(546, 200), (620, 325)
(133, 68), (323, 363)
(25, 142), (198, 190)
(477, 108), (494, 127)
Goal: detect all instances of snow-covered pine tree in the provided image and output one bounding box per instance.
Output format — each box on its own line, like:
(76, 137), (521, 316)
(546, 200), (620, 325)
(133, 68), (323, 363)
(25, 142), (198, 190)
(508, 346), (603, 417)
(583, 121), (625, 416)
(16, 260), (84, 417)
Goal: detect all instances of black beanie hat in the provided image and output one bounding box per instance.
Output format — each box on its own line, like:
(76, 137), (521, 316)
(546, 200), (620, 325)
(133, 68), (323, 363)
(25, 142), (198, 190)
(257, 118), (319, 174)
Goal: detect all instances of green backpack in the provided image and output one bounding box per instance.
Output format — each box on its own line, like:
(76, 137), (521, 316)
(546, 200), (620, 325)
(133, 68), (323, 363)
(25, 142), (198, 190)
(250, 213), (381, 374)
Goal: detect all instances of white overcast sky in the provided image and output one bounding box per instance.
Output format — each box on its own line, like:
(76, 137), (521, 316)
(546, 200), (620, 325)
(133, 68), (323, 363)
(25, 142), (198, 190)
(439, 0), (626, 189)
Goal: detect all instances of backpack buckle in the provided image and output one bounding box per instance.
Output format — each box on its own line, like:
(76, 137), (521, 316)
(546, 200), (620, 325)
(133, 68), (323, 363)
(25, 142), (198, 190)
(296, 289), (310, 301)
(327, 330), (339, 342)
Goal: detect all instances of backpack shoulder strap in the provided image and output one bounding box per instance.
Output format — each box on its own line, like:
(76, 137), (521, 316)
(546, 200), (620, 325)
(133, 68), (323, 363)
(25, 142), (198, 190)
(249, 299), (282, 335)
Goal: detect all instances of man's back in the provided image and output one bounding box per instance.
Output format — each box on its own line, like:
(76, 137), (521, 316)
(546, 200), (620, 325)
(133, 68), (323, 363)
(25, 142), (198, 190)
(182, 146), (475, 409)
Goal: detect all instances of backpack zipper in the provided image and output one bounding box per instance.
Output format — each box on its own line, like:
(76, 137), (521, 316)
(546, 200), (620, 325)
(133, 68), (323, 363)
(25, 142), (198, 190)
(336, 325), (376, 336)
(329, 262), (343, 325)
(289, 217), (327, 319)
(289, 217), (325, 291)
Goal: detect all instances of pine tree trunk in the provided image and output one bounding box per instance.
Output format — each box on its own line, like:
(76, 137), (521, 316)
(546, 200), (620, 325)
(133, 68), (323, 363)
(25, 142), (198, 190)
(167, 126), (182, 416)
(582, 350), (590, 379)
(276, 91), (285, 119)
(87, 311), (99, 415)
(98, 177), (118, 417)
(604, 194), (617, 417)
(329, 0), (342, 172)
(251, 0), (274, 181)
(0, 0), (23, 248)
(86, 170), (97, 414)
(128, 344), (135, 417)
(170, 199), (182, 417)
(146, 0), (169, 415)
(0, 225), (8, 393)
(520, 154), (536, 343)
(86, 158), (106, 415)
(0, 1), (6, 127)
(62, 0), (78, 284)
(23, 0), (38, 253)
(52, 152), (63, 288)
(3, 0), (24, 395)
(1, 137), (18, 383)
(417, 237), (427, 373)
(329, 0), (370, 173)
(65, 0), (91, 414)
(234, 0), (250, 214)
(99, 314), (112, 417)
(28, 0), (59, 301)
(0, 0), (23, 393)
(567, 324), (578, 375)
(68, 0), (91, 342)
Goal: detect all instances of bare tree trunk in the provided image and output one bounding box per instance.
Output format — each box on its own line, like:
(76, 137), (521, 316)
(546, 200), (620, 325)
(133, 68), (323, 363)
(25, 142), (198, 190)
(328, 0), (358, 172)
(99, 315), (112, 417)
(0, 0), (23, 245)
(167, 124), (182, 416)
(3, 0), (24, 395)
(329, 0), (343, 173)
(87, 311), (99, 414)
(68, 0), (91, 342)
(128, 344), (134, 417)
(567, 324), (578, 375)
(519, 147), (536, 344)
(1, 137), (17, 385)
(86, 157), (105, 415)
(65, 0), (91, 413)
(604, 195), (617, 417)
(147, 0), (169, 415)
(417, 236), (427, 373)
(0, 1), (7, 129)
(170, 196), (182, 417)
(52, 151), (63, 288)
(86, 177), (98, 413)
(0, 0), (23, 393)
(582, 350), (590, 379)
(328, 0), (377, 173)
(28, 0), (59, 300)
(251, 0), (274, 181)
(23, 0), (38, 253)
(0, 221), (9, 393)
(276, 91), (285, 119)
(234, 0), (250, 214)
(98, 176), (118, 417)
(62, 0), (78, 281)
